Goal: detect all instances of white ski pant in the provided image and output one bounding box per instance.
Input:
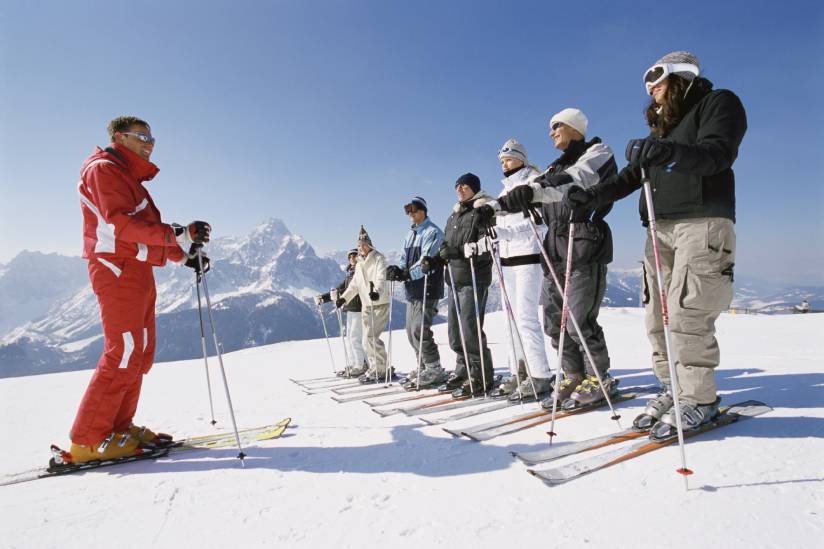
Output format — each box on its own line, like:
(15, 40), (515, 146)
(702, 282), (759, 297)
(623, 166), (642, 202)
(346, 311), (366, 367)
(502, 262), (552, 379)
(362, 304), (390, 374)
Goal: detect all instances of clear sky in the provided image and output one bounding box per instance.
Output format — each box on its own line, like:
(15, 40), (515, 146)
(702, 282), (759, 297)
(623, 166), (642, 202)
(1, 0), (822, 284)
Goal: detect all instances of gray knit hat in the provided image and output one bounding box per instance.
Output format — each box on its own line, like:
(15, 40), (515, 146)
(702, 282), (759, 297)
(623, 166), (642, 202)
(357, 225), (372, 247)
(498, 139), (528, 163)
(654, 51), (700, 81)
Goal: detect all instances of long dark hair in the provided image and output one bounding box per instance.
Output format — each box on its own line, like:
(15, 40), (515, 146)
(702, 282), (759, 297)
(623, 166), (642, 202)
(644, 75), (690, 137)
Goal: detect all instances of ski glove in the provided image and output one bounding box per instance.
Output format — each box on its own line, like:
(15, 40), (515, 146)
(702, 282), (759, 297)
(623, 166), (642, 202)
(173, 220), (212, 248)
(625, 137), (675, 169)
(385, 265), (410, 282)
(474, 204), (497, 228)
(315, 292), (332, 306)
(420, 255), (442, 275)
(369, 290), (380, 301)
(438, 245), (463, 262)
(563, 185), (597, 223)
(184, 246), (210, 274)
(335, 297), (347, 309)
(500, 185), (534, 213)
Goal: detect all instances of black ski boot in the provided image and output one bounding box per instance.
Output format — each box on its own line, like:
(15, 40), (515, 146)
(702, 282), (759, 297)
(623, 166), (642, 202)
(437, 372), (466, 393)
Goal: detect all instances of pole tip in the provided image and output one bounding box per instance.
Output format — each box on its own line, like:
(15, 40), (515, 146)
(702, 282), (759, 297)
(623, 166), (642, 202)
(210, 420), (217, 426)
(610, 414), (622, 421)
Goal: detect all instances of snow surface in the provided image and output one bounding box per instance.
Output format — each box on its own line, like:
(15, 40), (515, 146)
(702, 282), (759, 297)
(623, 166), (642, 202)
(1, 309), (823, 549)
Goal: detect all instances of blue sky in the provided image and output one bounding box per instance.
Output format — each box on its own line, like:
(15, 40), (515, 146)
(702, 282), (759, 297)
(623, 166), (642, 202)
(1, 0), (822, 284)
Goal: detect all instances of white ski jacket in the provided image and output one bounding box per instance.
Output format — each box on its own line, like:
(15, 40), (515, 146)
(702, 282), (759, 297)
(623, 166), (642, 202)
(340, 249), (390, 308)
(495, 165), (547, 259)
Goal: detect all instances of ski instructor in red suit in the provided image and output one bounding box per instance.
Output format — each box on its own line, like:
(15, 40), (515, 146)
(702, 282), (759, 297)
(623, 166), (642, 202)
(68, 115), (211, 464)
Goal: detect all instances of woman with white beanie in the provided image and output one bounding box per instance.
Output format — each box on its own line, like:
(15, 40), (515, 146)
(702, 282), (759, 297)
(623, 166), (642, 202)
(490, 139), (554, 400)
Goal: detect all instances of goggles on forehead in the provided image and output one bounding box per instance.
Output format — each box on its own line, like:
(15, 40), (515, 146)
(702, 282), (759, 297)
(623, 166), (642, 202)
(643, 63), (699, 95)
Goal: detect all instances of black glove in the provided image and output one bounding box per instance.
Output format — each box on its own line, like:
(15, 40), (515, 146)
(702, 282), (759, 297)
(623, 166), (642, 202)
(318, 292), (332, 304)
(369, 290), (380, 301)
(501, 185), (534, 213)
(335, 297), (346, 309)
(174, 220), (212, 247)
(625, 137), (674, 169)
(475, 205), (496, 228)
(385, 265), (409, 282)
(420, 255), (442, 275)
(563, 185), (598, 223)
(184, 245), (210, 274)
(438, 245), (462, 261)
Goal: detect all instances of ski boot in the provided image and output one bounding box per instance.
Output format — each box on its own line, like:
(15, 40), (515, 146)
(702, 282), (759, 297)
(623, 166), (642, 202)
(488, 360), (527, 398)
(540, 373), (583, 410)
(649, 397), (722, 441)
(450, 375), (494, 398)
(68, 432), (142, 464)
(410, 365), (448, 390)
(129, 424), (173, 448)
(508, 375), (554, 402)
(632, 391), (674, 431)
(562, 374), (619, 410)
(437, 372), (467, 393)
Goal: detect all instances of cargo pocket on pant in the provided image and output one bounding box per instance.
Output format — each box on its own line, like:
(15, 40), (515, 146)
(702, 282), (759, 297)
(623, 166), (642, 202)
(679, 265), (733, 311)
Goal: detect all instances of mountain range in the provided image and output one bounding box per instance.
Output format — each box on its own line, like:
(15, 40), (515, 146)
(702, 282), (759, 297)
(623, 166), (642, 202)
(2, 218), (821, 378)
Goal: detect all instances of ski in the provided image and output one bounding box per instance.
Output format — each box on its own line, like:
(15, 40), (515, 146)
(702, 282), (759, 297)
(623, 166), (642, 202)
(331, 386), (405, 403)
(418, 398), (518, 425)
(513, 427), (647, 465)
(363, 389), (442, 407)
(446, 387), (654, 441)
(527, 400), (771, 484)
(1, 418), (292, 487)
(331, 382), (397, 396)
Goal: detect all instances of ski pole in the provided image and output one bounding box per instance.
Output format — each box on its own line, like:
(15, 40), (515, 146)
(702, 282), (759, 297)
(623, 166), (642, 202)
(194, 271), (217, 425)
(642, 167), (691, 488)
(487, 236), (537, 402)
(446, 262), (475, 397)
(524, 211), (623, 429)
(385, 280), (394, 384)
(468, 256), (489, 396)
(335, 306), (351, 378)
(368, 282), (380, 385)
(196, 248), (246, 464)
(547, 213), (576, 442)
(415, 274), (429, 391)
(317, 301), (337, 375)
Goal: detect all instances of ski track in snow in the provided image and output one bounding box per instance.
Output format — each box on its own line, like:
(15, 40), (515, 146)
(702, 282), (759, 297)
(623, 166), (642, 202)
(1, 309), (823, 548)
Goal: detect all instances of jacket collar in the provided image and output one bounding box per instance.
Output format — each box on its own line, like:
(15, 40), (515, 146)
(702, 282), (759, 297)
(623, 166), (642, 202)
(548, 137), (602, 172)
(410, 216), (432, 231)
(453, 190), (492, 213)
(680, 76), (714, 116)
(103, 143), (160, 182)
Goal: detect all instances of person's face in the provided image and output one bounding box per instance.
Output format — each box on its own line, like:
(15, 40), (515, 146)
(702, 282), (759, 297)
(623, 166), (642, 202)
(651, 78), (669, 105)
(115, 124), (155, 160)
(549, 122), (581, 151)
(357, 241), (371, 256)
(500, 157), (524, 173)
(455, 183), (475, 202)
(348, 254), (357, 265)
(406, 207), (426, 225)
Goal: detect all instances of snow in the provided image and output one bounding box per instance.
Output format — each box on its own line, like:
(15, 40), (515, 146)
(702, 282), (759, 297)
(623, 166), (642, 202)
(1, 309), (823, 548)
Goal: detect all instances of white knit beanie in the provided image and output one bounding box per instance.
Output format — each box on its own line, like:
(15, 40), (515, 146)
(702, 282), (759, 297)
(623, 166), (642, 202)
(497, 138), (528, 163)
(550, 108), (588, 137)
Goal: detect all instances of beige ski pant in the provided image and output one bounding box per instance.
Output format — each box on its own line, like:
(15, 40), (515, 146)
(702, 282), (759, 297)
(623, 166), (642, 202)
(362, 303), (390, 374)
(643, 217), (735, 406)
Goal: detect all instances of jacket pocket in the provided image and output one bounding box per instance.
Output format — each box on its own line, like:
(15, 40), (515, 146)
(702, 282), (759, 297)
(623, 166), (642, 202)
(555, 222), (602, 265)
(679, 265), (733, 311)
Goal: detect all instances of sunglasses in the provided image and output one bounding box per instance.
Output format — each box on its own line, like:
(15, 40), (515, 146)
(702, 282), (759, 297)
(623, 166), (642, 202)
(122, 132), (156, 144)
(404, 205), (419, 215)
(643, 62), (699, 95)
(550, 122), (563, 131)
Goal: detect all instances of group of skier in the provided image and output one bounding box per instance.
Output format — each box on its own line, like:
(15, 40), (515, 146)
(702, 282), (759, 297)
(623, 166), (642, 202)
(64, 49), (745, 465)
(316, 50), (747, 443)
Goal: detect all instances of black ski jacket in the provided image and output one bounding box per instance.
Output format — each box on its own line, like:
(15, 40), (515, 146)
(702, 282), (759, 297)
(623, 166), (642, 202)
(596, 77), (747, 224)
(537, 137), (617, 265)
(442, 191), (493, 288)
(336, 264), (361, 313)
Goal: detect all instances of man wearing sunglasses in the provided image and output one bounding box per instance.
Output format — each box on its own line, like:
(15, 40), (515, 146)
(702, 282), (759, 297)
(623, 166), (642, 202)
(386, 197), (446, 389)
(68, 116), (212, 464)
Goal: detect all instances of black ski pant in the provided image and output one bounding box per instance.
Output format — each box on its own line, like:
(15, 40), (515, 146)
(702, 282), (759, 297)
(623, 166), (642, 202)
(405, 298), (440, 367)
(448, 283), (494, 388)
(542, 262), (610, 378)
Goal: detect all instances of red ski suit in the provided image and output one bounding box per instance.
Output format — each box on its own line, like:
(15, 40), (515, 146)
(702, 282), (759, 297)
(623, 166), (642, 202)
(71, 144), (184, 446)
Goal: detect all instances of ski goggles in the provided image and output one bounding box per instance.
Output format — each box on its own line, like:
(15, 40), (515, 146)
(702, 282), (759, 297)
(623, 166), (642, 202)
(122, 131), (156, 144)
(643, 63), (699, 95)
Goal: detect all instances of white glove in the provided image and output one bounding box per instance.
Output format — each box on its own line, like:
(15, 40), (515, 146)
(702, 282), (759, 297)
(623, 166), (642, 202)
(463, 238), (491, 258)
(330, 288), (339, 300)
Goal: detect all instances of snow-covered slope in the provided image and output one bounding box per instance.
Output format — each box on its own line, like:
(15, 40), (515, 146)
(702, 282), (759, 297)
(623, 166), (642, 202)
(1, 309), (822, 549)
